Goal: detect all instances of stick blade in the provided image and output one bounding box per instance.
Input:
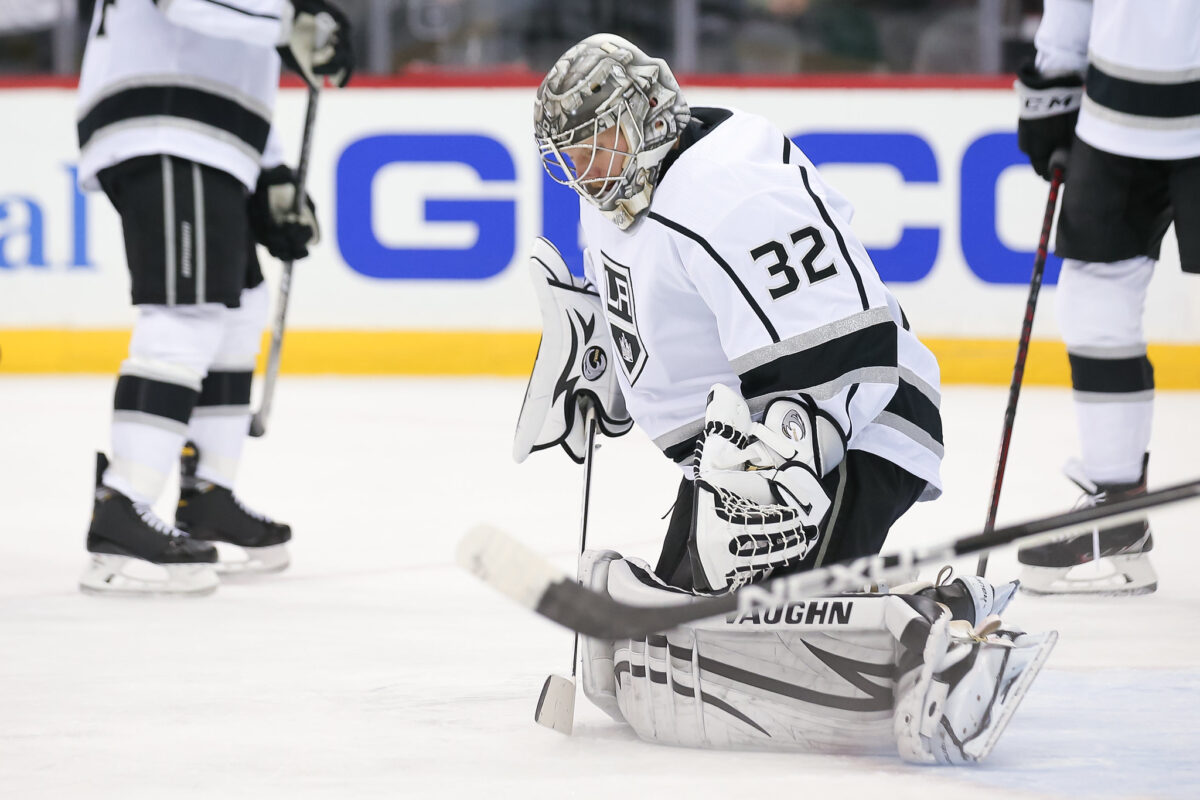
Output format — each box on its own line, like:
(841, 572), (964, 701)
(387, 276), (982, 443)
(248, 413), (266, 438)
(534, 674), (576, 735)
(457, 525), (567, 611)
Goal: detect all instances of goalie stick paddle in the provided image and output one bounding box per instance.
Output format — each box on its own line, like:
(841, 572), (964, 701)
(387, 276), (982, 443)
(250, 87), (319, 438)
(458, 476), (1200, 640)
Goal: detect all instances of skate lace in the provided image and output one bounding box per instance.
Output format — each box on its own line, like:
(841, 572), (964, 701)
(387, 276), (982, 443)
(132, 502), (185, 538)
(232, 494), (273, 524)
(1062, 459), (1103, 562)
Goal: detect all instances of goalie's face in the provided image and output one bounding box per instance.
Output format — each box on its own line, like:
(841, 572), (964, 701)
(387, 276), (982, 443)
(562, 124), (631, 199)
(538, 105), (640, 211)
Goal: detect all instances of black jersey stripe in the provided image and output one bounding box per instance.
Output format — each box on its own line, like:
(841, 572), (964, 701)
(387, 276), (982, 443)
(1068, 352), (1155, 394)
(153, 0), (281, 19)
(796, 164), (871, 311)
(738, 320), (897, 402)
(647, 212), (781, 343)
(782, 136), (871, 311)
(1087, 64), (1200, 119)
(883, 378), (944, 447)
(78, 84), (271, 154)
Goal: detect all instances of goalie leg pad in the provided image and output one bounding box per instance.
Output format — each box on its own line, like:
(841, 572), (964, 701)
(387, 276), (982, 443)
(578, 548), (627, 724)
(591, 557), (956, 754)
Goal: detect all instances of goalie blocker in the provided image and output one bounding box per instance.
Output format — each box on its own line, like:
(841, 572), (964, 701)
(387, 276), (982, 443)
(514, 238), (632, 463)
(579, 549), (1057, 764)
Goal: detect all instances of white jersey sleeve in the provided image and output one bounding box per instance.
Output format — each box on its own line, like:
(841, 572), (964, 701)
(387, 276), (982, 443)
(156, 0), (292, 47)
(1034, 0), (1092, 76)
(261, 125), (286, 168)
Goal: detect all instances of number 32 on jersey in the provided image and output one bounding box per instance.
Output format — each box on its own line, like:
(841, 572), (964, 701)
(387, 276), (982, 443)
(750, 226), (837, 300)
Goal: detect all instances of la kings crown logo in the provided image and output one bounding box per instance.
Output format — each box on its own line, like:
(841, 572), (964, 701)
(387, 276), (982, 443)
(602, 253), (648, 384)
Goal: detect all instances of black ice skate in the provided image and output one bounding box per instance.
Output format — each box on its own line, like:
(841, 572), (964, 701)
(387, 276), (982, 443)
(1017, 457), (1156, 596)
(175, 441), (291, 576)
(81, 453), (219, 597)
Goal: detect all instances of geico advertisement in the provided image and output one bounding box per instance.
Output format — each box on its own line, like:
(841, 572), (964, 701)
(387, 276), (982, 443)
(0, 85), (1195, 340)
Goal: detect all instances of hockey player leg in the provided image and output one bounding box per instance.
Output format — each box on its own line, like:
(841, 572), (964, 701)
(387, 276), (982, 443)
(895, 615), (1058, 765)
(1019, 256), (1157, 595)
(177, 285), (291, 577)
(83, 302), (225, 597)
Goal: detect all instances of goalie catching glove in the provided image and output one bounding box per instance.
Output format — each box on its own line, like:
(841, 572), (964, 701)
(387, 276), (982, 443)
(691, 384), (846, 592)
(513, 238), (632, 464)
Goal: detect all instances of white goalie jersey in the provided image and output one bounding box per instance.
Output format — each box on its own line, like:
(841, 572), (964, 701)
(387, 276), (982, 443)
(580, 107), (942, 497)
(76, 0), (292, 192)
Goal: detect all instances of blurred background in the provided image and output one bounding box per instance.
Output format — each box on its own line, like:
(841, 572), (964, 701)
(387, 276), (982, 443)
(4, 0), (1045, 77)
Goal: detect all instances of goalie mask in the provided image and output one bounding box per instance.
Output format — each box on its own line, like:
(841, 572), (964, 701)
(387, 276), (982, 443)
(534, 33), (691, 230)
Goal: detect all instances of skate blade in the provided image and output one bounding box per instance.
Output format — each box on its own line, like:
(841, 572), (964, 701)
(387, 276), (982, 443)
(1019, 554), (1157, 597)
(212, 542), (290, 579)
(962, 629), (1059, 763)
(79, 554), (219, 597)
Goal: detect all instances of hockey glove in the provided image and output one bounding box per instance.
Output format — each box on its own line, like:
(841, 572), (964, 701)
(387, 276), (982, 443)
(690, 385), (837, 593)
(249, 165), (320, 262)
(1016, 61), (1082, 180)
(513, 238), (633, 464)
(279, 0), (355, 90)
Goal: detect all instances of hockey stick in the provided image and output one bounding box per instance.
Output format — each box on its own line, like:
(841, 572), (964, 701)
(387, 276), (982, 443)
(976, 148), (1068, 576)
(533, 400), (597, 735)
(249, 86), (320, 438)
(459, 475), (1200, 641)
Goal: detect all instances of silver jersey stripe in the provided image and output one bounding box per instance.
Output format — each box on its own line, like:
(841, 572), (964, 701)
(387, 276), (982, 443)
(873, 411), (946, 459)
(80, 117), (264, 169)
(112, 409), (190, 437)
(162, 155), (176, 306)
(1083, 94), (1200, 131)
(1073, 389), (1155, 404)
(1067, 343), (1148, 359)
(898, 366), (941, 408)
(77, 73), (273, 124)
(730, 306), (894, 375)
(653, 417), (705, 455)
(193, 163), (207, 304)
(1089, 52), (1200, 85)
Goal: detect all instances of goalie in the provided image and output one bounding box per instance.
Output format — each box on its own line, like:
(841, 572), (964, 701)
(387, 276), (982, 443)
(513, 33), (1057, 763)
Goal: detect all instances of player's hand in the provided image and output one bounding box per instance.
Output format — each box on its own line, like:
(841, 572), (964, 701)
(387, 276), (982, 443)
(279, 0), (355, 90)
(1016, 62), (1082, 180)
(248, 165), (319, 262)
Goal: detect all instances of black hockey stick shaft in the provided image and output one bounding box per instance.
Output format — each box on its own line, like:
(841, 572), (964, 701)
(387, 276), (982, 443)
(462, 474), (1200, 640)
(569, 401), (598, 679)
(250, 86), (320, 438)
(976, 148), (1068, 576)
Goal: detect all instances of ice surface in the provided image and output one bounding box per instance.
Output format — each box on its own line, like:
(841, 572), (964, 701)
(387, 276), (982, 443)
(2, 377), (1197, 799)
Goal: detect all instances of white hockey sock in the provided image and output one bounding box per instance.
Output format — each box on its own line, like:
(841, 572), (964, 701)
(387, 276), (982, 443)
(186, 283), (269, 489)
(1074, 396), (1152, 484)
(187, 411), (250, 488)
